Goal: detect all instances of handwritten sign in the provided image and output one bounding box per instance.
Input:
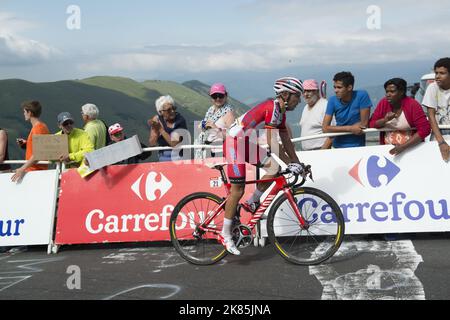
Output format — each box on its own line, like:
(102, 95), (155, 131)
(33, 135), (68, 161)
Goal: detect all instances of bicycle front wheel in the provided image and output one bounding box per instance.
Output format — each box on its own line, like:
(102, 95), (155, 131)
(170, 192), (227, 265)
(268, 187), (344, 265)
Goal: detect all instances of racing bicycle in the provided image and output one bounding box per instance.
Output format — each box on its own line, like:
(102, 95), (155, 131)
(170, 163), (345, 265)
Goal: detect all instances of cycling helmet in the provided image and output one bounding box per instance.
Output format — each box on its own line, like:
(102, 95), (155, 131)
(274, 77), (304, 95)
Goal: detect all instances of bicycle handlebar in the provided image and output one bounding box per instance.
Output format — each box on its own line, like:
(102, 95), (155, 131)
(280, 163), (313, 188)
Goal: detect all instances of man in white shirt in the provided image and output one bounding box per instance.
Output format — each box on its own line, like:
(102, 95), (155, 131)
(300, 79), (333, 150)
(422, 57), (450, 162)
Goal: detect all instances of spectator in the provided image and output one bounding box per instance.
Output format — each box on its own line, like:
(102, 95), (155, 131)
(322, 72), (372, 148)
(195, 83), (235, 159)
(0, 128), (11, 172)
(11, 101), (50, 182)
(55, 112), (94, 168)
(370, 78), (431, 156)
(148, 95), (188, 162)
(299, 79), (333, 150)
(81, 103), (107, 150)
(422, 57), (450, 162)
(107, 123), (151, 165)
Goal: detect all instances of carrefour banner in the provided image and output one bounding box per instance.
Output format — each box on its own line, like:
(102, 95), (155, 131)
(0, 170), (58, 246)
(295, 141), (449, 234)
(55, 161), (255, 245)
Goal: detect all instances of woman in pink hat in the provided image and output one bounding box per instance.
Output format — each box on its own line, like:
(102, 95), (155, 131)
(195, 83), (236, 159)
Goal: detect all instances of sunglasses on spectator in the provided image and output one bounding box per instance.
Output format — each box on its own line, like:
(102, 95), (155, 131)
(162, 106), (177, 113)
(211, 93), (226, 100)
(62, 121), (74, 126)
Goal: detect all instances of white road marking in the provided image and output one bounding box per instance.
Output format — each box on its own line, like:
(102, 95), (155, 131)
(309, 240), (425, 300)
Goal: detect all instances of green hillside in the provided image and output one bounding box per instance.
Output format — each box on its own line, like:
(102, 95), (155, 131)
(141, 80), (214, 116)
(79, 76), (157, 102)
(0, 76), (250, 162)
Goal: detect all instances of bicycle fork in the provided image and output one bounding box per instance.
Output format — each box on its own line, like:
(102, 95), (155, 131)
(283, 188), (309, 229)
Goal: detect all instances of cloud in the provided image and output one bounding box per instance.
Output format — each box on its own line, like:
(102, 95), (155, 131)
(77, 0), (450, 74)
(0, 12), (59, 66)
(78, 45), (275, 73)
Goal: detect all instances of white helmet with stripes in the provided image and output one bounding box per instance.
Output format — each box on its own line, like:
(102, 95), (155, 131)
(274, 77), (304, 95)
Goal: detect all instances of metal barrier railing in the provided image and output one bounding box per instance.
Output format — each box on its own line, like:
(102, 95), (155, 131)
(2, 125), (449, 165)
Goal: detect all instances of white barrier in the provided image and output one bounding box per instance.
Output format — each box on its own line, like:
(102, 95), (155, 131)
(0, 127), (448, 252)
(0, 169), (59, 247)
(260, 140), (449, 237)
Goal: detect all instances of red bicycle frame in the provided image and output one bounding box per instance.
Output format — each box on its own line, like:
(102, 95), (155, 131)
(198, 172), (307, 236)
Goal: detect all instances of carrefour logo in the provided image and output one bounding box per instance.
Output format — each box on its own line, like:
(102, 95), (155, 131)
(349, 156), (401, 188)
(131, 172), (172, 201)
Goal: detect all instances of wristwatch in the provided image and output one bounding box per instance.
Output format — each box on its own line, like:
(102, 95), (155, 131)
(438, 141), (447, 146)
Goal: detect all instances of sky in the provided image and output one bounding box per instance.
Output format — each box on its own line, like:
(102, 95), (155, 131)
(0, 0), (449, 102)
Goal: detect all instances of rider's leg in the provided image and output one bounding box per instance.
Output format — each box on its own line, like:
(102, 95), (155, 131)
(221, 184), (245, 256)
(224, 184), (245, 220)
(246, 157), (281, 206)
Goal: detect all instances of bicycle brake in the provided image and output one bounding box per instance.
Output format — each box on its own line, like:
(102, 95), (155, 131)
(304, 165), (314, 182)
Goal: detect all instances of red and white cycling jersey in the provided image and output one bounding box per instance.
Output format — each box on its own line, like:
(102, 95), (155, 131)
(224, 99), (287, 183)
(228, 99), (287, 137)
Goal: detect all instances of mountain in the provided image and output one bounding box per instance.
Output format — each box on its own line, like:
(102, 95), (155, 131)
(0, 77), (250, 161)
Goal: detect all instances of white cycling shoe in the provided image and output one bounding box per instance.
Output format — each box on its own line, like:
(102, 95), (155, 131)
(222, 237), (241, 256)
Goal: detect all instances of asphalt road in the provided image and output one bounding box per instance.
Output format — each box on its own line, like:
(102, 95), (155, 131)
(1, 233), (450, 304)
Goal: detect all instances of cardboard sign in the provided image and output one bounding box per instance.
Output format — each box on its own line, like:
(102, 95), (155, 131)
(33, 135), (68, 161)
(84, 135), (143, 171)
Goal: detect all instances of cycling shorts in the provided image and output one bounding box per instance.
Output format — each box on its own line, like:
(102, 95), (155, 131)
(223, 134), (269, 184)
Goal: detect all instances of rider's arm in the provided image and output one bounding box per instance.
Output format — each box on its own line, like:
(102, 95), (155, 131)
(279, 129), (300, 163)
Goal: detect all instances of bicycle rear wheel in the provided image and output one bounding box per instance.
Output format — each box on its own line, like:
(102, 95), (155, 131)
(170, 192), (227, 265)
(267, 187), (344, 265)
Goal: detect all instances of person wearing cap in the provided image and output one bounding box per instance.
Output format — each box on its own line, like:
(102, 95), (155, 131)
(300, 79), (333, 151)
(55, 112), (94, 168)
(81, 103), (107, 150)
(148, 95), (188, 162)
(11, 101), (50, 183)
(195, 83), (235, 159)
(107, 123), (151, 165)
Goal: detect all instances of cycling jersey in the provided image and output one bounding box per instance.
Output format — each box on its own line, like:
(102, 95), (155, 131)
(228, 99), (288, 138)
(225, 99), (287, 184)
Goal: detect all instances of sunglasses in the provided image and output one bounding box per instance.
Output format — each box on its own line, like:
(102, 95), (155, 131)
(162, 106), (177, 113)
(62, 120), (74, 126)
(211, 93), (226, 100)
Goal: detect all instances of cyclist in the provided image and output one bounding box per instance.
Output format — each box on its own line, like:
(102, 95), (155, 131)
(220, 77), (305, 255)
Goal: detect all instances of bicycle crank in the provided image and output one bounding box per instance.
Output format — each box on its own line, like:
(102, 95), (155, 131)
(232, 224), (253, 248)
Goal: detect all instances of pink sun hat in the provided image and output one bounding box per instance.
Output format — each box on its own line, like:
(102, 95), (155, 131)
(209, 83), (227, 96)
(303, 79), (319, 91)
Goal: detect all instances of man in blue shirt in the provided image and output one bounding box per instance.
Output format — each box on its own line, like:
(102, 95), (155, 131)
(322, 72), (372, 148)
